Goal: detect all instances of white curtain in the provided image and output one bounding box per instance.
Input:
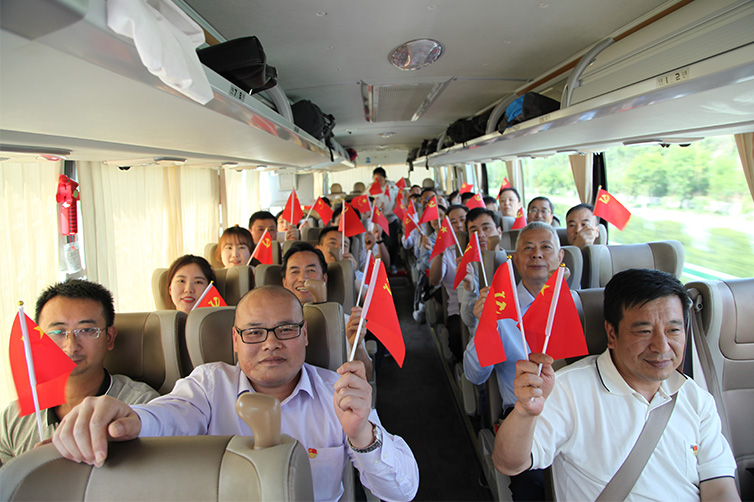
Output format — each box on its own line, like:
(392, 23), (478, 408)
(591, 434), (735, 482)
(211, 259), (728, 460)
(569, 153), (593, 203)
(0, 161), (62, 409)
(734, 133), (754, 202)
(223, 168), (260, 229)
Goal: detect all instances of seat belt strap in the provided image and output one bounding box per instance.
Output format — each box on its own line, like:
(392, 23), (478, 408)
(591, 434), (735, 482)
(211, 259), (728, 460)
(596, 393), (678, 501)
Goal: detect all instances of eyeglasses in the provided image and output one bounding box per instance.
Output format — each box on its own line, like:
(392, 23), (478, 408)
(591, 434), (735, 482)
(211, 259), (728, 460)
(234, 321), (305, 344)
(528, 208), (552, 215)
(47, 327), (104, 341)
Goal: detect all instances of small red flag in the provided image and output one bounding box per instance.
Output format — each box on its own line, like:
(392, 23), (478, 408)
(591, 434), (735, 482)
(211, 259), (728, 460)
(393, 192), (406, 222)
(511, 207), (527, 230)
(195, 283), (228, 309)
(283, 190), (305, 225)
(453, 232), (482, 289)
(313, 197), (334, 226)
(363, 260), (405, 367)
(383, 185), (391, 201)
(364, 252), (377, 285)
(460, 183), (474, 194)
(430, 217), (456, 261)
(396, 177), (407, 190)
(404, 201), (419, 235)
(465, 193), (486, 210)
(475, 263), (520, 366)
(10, 311), (76, 416)
(372, 207), (390, 236)
(251, 229), (274, 265)
(369, 182), (382, 195)
(593, 188), (631, 230)
(351, 194), (371, 214)
(522, 270), (588, 360)
(339, 202), (366, 237)
(419, 196), (439, 225)
(497, 178), (512, 199)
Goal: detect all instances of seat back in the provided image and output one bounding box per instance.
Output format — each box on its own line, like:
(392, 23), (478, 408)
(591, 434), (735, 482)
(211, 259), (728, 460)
(327, 260), (355, 312)
(302, 226), (322, 242)
(560, 245), (583, 291)
(500, 215), (515, 232)
(152, 267), (171, 310)
(570, 288), (608, 361)
(686, 278), (754, 499)
(303, 302), (347, 371)
(497, 230), (519, 251)
(214, 266), (255, 306)
(254, 264), (284, 287)
(204, 242), (223, 268)
(582, 240), (684, 288)
(0, 437), (313, 501)
(109, 311), (188, 394)
(185, 306), (237, 369)
(282, 240), (317, 255)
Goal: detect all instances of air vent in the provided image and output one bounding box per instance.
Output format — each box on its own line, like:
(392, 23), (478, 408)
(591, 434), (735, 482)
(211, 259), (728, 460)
(361, 81), (450, 122)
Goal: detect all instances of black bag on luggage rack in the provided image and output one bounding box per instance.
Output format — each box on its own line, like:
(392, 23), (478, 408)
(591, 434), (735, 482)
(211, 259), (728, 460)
(197, 36), (278, 94)
(447, 108), (493, 144)
(291, 100), (336, 141)
(497, 92), (560, 132)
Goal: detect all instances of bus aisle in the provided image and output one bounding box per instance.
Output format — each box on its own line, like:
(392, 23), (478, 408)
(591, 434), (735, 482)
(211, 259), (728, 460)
(375, 273), (492, 501)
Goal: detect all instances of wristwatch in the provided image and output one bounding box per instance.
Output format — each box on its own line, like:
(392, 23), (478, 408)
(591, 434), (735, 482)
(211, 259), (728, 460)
(348, 423), (382, 453)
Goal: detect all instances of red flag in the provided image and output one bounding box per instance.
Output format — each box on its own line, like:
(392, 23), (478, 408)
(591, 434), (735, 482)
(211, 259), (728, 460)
(351, 194), (371, 214)
(512, 207), (527, 230)
(10, 311), (76, 416)
(369, 182), (382, 195)
(339, 202), (366, 237)
(313, 197), (334, 226)
(475, 263), (520, 366)
(363, 261), (405, 367)
(393, 192), (406, 222)
(593, 188), (631, 230)
(383, 185), (391, 201)
(460, 183), (474, 194)
(372, 207), (390, 236)
(364, 252), (377, 285)
(418, 196), (439, 225)
(465, 193), (486, 210)
(403, 201), (419, 235)
(430, 217), (457, 261)
(195, 283), (228, 309)
(283, 190), (305, 225)
(453, 232), (482, 289)
(522, 270), (588, 360)
(251, 229), (274, 265)
(396, 177), (407, 190)
(497, 178), (512, 199)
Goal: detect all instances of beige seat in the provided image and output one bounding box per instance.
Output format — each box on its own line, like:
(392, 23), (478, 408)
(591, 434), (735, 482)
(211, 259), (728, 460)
(205, 242), (223, 268)
(282, 239), (318, 255)
(109, 311), (188, 394)
(686, 279), (754, 499)
(582, 240), (684, 288)
(326, 260), (355, 312)
(254, 264), (283, 287)
(302, 226), (322, 241)
(151, 266), (254, 309)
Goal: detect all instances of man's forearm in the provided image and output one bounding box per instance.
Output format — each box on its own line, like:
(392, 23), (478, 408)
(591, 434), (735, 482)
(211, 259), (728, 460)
(492, 404), (538, 475)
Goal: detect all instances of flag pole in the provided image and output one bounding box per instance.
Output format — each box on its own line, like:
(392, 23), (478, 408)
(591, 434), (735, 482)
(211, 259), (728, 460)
(247, 228), (268, 265)
(305, 199), (315, 223)
(290, 189), (295, 227)
(507, 256), (527, 355)
(356, 249), (373, 307)
(341, 202), (345, 257)
(446, 216), (463, 255)
(17, 302), (45, 441)
(191, 281), (214, 311)
(411, 201), (426, 236)
(350, 258), (382, 362)
(475, 232), (488, 288)
(537, 264), (566, 375)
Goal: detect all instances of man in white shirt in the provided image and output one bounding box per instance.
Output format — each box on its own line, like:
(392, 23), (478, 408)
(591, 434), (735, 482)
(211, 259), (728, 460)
(52, 286), (418, 501)
(493, 269), (739, 501)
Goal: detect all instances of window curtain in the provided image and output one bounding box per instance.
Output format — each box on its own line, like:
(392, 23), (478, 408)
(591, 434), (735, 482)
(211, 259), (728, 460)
(507, 160), (525, 202)
(569, 153), (593, 203)
(734, 133), (754, 202)
(223, 168), (261, 229)
(0, 161), (62, 408)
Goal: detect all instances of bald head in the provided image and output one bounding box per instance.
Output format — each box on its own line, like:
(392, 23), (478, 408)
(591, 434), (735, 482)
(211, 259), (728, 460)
(236, 286), (303, 323)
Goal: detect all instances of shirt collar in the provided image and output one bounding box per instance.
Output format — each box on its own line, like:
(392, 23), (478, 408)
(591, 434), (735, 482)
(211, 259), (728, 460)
(517, 281), (535, 308)
(596, 349), (687, 400)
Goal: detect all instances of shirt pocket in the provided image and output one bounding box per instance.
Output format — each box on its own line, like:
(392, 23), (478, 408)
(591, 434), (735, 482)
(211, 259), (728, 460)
(307, 445), (346, 500)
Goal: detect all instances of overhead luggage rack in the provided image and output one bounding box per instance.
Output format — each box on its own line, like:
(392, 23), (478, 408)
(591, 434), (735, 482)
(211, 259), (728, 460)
(0, 0), (350, 169)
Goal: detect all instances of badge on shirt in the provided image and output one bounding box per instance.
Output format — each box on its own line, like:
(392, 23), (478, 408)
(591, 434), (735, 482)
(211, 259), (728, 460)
(690, 445), (698, 456)
(308, 447), (318, 458)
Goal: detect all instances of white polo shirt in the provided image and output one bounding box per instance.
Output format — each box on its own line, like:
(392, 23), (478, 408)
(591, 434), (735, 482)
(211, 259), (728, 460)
(531, 350), (736, 501)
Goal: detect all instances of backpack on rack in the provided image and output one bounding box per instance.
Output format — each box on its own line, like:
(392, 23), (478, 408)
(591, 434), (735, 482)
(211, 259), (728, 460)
(291, 100), (336, 141)
(197, 36), (277, 93)
(497, 92), (560, 132)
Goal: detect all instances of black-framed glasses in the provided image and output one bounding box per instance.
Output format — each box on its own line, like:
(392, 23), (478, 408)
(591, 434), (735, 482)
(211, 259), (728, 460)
(47, 327), (104, 341)
(234, 321), (305, 344)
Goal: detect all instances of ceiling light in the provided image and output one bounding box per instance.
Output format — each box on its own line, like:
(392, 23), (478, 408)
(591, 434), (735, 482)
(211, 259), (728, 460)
(0, 145), (72, 157)
(378, 132), (396, 138)
(222, 162), (239, 168)
(388, 39), (443, 71)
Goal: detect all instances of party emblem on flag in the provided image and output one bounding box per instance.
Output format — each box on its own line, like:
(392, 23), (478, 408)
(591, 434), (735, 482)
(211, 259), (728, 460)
(495, 292), (507, 314)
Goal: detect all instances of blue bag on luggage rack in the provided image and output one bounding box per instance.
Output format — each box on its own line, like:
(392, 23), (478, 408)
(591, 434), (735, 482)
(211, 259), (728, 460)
(497, 92), (560, 132)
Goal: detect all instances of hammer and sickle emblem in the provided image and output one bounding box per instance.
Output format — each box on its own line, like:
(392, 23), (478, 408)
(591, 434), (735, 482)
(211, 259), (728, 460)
(429, 200), (436, 207)
(262, 238), (271, 248)
(383, 283), (392, 296)
(599, 193), (610, 204)
(495, 292), (506, 313)
(209, 297), (221, 307)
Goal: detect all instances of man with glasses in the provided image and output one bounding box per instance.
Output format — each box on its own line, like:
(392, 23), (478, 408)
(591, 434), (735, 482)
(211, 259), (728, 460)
(527, 196), (555, 225)
(0, 280), (158, 465)
(51, 286), (419, 502)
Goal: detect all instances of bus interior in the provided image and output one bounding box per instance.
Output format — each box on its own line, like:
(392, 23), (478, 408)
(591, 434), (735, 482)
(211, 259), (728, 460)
(1, 0), (753, 499)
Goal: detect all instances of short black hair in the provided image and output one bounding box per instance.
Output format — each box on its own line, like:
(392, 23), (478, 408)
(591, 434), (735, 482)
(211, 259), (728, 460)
(499, 187), (521, 202)
(420, 187), (436, 197)
(332, 204), (361, 221)
(410, 185), (421, 191)
(566, 203), (595, 220)
(465, 207), (500, 233)
(527, 196), (554, 213)
(281, 242), (328, 279)
(249, 210), (277, 229)
(36, 280), (116, 327)
(604, 269), (690, 331)
(460, 192), (475, 204)
(448, 190), (460, 201)
(318, 226), (352, 249)
(483, 196), (497, 206)
(320, 197), (331, 207)
(373, 167), (387, 178)
(447, 204), (469, 215)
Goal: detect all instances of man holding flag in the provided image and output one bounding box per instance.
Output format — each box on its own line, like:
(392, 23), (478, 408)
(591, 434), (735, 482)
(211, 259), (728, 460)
(1, 280), (158, 464)
(366, 167), (400, 269)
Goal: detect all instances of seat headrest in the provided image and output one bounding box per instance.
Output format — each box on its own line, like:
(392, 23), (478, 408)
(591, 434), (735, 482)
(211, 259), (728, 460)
(0, 437), (313, 501)
(303, 302), (346, 370)
(185, 306), (237, 369)
(326, 260), (355, 311)
(583, 240), (684, 288)
(109, 311), (187, 394)
(282, 240), (318, 255)
(570, 288), (607, 363)
(204, 242), (222, 268)
(151, 268), (171, 310)
(255, 264), (283, 287)
(213, 266), (255, 306)
(302, 226), (322, 241)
